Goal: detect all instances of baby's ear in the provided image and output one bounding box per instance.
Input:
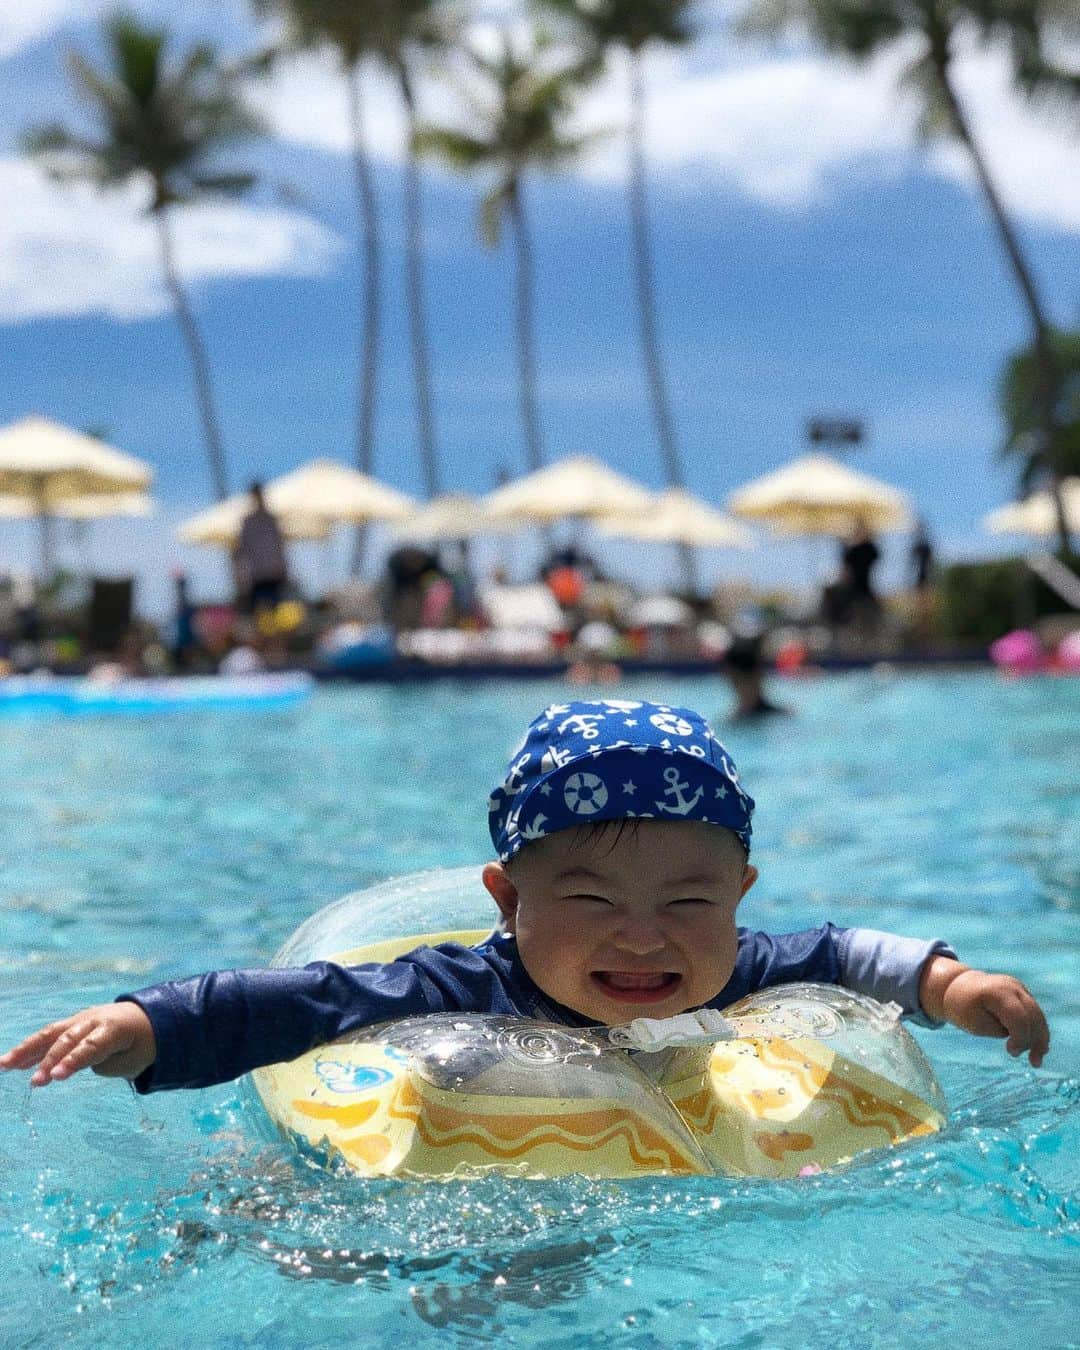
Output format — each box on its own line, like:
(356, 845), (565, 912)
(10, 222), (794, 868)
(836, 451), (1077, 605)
(482, 862), (519, 932)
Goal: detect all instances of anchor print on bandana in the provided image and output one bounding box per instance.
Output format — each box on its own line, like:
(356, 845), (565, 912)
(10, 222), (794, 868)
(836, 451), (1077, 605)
(655, 765), (704, 816)
(563, 771), (609, 816)
(649, 712), (694, 737)
(557, 711), (606, 740)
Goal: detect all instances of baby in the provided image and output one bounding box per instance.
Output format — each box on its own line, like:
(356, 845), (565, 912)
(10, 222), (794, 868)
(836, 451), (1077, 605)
(1, 699), (1049, 1093)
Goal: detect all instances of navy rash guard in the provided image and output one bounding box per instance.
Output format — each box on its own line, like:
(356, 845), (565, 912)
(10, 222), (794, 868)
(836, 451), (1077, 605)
(122, 925), (952, 1094)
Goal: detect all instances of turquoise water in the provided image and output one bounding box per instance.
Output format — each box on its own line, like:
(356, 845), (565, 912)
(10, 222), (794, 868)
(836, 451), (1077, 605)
(1, 674), (1077, 1348)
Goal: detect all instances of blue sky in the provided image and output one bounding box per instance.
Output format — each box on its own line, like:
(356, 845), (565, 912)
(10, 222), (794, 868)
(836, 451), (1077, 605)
(1, 1), (1077, 617)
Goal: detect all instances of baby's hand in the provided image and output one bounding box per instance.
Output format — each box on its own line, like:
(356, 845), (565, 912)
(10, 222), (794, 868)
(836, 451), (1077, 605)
(0, 1002), (156, 1086)
(921, 958), (1050, 1067)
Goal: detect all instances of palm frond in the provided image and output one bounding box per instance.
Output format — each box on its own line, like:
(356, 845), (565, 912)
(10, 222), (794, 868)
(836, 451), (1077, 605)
(534, 0), (695, 54)
(25, 14), (260, 211)
(107, 13), (165, 106)
(414, 125), (495, 169)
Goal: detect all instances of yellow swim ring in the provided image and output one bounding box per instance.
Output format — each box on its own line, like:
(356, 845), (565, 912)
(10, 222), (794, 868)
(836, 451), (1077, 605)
(250, 869), (946, 1180)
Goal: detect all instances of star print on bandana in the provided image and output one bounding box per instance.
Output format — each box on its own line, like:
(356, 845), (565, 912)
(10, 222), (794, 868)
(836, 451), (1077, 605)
(488, 699), (753, 862)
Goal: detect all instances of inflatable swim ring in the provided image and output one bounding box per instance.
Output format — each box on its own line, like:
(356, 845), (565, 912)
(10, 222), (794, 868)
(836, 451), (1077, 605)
(251, 869), (946, 1180)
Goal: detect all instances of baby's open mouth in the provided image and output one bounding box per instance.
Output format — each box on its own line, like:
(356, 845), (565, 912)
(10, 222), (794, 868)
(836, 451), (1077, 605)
(592, 971), (681, 1002)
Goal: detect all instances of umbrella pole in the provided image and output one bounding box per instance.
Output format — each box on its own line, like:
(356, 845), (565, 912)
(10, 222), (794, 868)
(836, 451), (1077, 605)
(39, 512), (53, 579)
(35, 479), (53, 580)
(678, 540), (698, 600)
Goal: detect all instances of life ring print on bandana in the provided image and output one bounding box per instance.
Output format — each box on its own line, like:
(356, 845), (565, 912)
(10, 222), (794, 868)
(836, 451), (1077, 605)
(650, 711), (694, 736)
(563, 770), (609, 815)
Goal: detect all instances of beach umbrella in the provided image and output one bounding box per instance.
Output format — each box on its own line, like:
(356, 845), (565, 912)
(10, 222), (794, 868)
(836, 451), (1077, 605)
(392, 493), (521, 541)
(727, 454), (912, 536)
(0, 416), (153, 572)
(264, 459), (416, 524)
(597, 488), (753, 548)
(483, 455), (653, 523)
(983, 479), (1080, 537)
(178, 494), (332, 547)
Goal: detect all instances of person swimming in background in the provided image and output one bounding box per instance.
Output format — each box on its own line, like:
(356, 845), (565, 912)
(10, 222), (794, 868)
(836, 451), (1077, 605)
(1, 700), (1048, 1094)
(723, 635), (791, 721)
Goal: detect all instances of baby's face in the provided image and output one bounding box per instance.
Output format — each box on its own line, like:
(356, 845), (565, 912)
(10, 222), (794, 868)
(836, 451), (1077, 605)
(483, 820), (757, 1025)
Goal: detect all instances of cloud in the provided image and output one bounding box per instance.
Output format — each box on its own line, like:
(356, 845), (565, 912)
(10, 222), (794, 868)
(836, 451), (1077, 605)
(245, 48), (407, 160)
(925, 44), (1080, 234)
(257, 24), (1080, 232)
(0, 0), (100, 59)
(0, 158), (344, 322)
(570, 43), (919, 208)
(575, 38), (1080, 231)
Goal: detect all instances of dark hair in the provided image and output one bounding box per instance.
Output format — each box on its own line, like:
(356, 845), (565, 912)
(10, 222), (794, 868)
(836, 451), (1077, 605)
(724, 636), (763, 675)
(565, 818), (748, 862)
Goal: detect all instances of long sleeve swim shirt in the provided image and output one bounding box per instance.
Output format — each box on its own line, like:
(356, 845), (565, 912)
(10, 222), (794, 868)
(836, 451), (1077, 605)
(121, 925), (953, 1094)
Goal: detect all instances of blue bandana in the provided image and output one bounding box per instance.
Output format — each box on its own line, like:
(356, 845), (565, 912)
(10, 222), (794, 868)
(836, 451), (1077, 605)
(488, 699), (754, 862)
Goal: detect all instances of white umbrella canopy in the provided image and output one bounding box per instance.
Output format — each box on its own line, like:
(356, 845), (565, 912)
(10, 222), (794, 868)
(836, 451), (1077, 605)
(0, 416), (152, 501)
(264, 459), (416, 524)
(983, 479), (1080, 537)
(178, 494), (332, 547)
(598, 488), (753, 548)
(483, 455), (654, 523)
(728, 454), (912, 536)
(0, 415), (153, 571)
(392, 492), (521, 541)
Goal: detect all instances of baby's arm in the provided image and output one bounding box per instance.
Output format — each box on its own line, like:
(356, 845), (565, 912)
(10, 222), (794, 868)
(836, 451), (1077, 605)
(918, 956), (1049, 1067)
(0, 1003), (156, 1086)
(745, 927), (1050, 1065)
(1, 944), (501, 1094)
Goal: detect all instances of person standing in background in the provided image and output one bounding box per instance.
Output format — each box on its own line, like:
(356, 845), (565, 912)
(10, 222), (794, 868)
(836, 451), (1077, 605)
(840, 518), (882, 644)
(234, 483), (287, 615)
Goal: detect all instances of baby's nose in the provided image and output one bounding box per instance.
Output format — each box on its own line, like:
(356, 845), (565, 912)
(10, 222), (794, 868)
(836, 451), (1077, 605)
(612, 914), (667, 955)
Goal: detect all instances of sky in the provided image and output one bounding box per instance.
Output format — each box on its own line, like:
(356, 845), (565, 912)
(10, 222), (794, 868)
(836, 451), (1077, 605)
(1, 0), (1078, 618)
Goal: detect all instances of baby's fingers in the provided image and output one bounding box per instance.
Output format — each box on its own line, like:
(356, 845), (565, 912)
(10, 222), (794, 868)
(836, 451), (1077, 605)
(31, 1018), (123, 1086)
(998, 987), (1050, 1068)
(0, 1019), (81, 1073)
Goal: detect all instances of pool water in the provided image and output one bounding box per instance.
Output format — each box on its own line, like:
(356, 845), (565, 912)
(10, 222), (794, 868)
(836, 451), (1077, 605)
(1, 674), (1077, 1348)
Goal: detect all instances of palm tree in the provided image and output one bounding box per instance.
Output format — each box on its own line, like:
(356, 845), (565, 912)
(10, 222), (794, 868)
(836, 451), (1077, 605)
(745, 0), (1079, 552)
(535, 3), (694, 493)
(25, 15), (261, 501)
(380, 0), (454, 500)
(417, 36), (592, 472)
(253, 1), (452, 571)
(251, 0), (385, 516)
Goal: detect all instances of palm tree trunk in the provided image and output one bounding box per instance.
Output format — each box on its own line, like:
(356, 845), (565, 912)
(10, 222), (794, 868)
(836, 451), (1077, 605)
(507, 182), (545, 473)
(627, 50), (696, 594)
(934, 51), (1071, 553)
(153, 207), (229, 502)
(397, 61), (440, 499)
(346, 61), (381, 573)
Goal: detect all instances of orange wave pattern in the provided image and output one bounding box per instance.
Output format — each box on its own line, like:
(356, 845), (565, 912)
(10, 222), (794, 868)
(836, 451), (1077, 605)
(387, 1075), (705, 1175)
(290, 1097), (380, 1128)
